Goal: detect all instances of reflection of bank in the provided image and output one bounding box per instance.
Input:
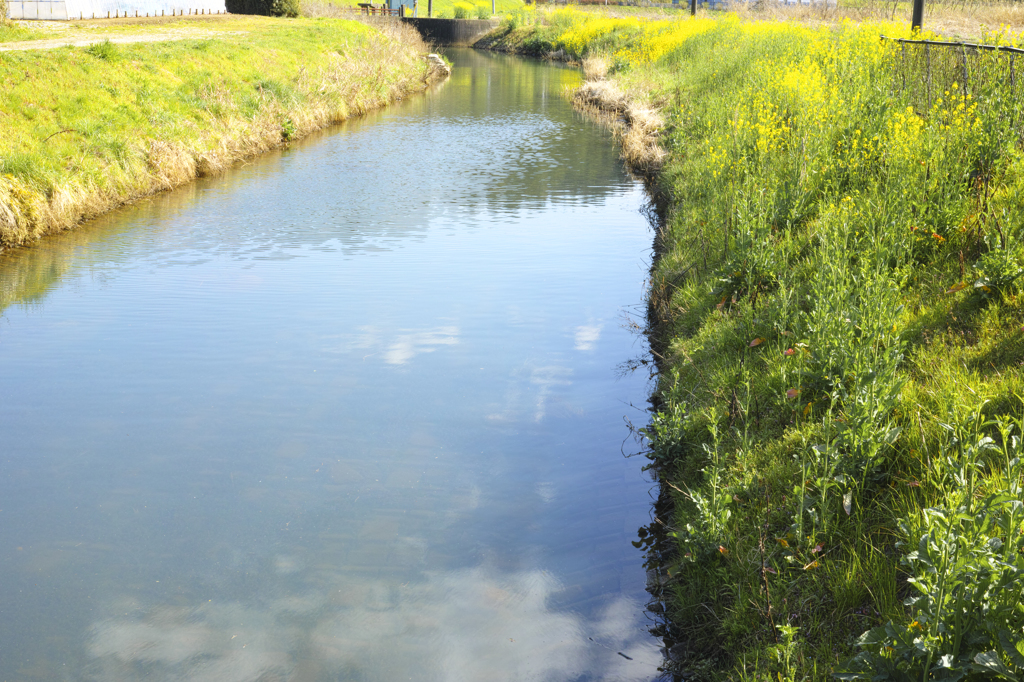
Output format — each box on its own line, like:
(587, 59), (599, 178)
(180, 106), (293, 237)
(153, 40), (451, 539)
(7, 0), (224, 19)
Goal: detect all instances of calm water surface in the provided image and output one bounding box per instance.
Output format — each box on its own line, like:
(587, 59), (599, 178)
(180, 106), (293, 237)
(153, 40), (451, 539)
(0, 48), (659, 681)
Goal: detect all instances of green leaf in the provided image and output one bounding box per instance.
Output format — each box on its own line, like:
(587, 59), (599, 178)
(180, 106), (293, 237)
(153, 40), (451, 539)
(931, 670), (966, 682)
(856, 625), (887, 647)
(999, 630), (1024, 669)
(973, 651), (1016, 680)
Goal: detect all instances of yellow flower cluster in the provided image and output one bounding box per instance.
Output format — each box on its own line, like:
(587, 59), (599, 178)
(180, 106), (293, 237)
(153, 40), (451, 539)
(550, 8), (715, 63)
(613, 16), (717, 64)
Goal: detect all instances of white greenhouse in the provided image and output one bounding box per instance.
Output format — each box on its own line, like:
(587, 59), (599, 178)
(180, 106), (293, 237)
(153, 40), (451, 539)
(7, 0), (225, 19)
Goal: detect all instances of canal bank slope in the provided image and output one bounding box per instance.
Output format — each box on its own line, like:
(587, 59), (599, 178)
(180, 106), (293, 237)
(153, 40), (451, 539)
(482, 9), (1024, 681)
(0, 16), (447, 251)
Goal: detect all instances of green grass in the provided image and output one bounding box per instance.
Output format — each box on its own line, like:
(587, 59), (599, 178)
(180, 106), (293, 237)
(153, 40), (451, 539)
(0, 16), (434, 248)
(0, 22), (50, 42)
(485, 8), (1024, 680)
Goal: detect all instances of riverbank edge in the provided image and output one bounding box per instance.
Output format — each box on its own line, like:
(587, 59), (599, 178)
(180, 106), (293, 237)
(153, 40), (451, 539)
(476, 27), (667, 191)
(0, 22), (451, 253)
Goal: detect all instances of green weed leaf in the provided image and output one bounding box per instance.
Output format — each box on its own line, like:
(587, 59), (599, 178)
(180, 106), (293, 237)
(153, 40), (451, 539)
(972, 651), (1015, 680)
(998, 631), (1024, 668)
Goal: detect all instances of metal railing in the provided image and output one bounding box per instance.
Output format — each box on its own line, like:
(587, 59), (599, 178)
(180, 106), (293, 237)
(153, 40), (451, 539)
(881, 35), (1024, 142)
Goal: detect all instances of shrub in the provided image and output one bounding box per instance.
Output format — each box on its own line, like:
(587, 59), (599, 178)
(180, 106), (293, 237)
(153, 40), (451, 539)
(452, 2), (473, 18)
(226, 0), (299, 17)
(500, 5), (534, 29)
(475, 2), (490, 18)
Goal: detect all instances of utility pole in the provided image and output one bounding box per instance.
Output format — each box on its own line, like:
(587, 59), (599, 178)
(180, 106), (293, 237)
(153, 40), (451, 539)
(911, 0), (924, 32)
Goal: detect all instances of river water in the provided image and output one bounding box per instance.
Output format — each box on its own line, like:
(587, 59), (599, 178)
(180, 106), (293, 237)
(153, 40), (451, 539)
(0, 48), (659, 681)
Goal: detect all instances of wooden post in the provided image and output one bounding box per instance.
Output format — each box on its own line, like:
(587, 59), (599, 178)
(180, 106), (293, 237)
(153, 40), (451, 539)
(911, 0), (923, 32)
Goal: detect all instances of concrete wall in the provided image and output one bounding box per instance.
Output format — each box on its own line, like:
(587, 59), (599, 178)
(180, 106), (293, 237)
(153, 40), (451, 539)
(8, 0), (224, 19)
(401, 18), (499, 46)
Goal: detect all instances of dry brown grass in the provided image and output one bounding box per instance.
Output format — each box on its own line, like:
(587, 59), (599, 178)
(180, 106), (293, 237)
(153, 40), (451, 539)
(730, 0), (1024, 40)
(572, 57), (666, 176)
(299, 0), (361, 17)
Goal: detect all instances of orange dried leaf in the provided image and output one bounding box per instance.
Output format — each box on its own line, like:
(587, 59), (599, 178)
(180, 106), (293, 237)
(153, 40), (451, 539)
(786, 388), (799, 400)
(749, 338), (764, 347)
(776, 538), (789, 548)
(803, 560), (820, 570)
(717, 545), (729, 556)
(945, 282), (967, 294)
(784, 348), (796, 357)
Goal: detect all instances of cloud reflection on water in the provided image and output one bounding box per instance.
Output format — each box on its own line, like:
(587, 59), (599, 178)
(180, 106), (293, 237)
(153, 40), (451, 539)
(383, 326), (460, 366)
(319, 325), (460, 366)
(84, 566), (660, 682)
(573, 325), (602, 352)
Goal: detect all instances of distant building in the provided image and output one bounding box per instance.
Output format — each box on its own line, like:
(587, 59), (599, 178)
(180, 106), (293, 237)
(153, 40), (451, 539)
(8, 0), (225, 19)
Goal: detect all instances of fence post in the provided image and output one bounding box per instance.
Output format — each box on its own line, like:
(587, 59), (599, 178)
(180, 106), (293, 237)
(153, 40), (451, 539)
(911, 0), (923, 32)
(690, 0), (695, 15)
(427, 0), (431, 16)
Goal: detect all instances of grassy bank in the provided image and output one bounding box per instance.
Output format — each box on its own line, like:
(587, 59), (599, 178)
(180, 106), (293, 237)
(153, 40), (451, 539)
(485, 7), (1024, 680)
(0, 16), (443, 250)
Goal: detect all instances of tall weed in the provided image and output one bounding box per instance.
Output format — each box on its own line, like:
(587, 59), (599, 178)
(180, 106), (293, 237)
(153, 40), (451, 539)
(839, 415), (1024, 681)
